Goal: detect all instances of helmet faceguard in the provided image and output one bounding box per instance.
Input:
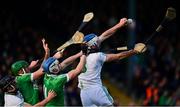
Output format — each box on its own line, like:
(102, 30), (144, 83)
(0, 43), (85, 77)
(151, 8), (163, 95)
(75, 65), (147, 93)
(83, 33), (99, 49)
(42, 57), (61, 74)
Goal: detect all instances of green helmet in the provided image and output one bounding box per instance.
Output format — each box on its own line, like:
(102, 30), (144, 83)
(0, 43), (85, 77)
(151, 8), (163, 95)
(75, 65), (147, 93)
(11, 60), (29, 76)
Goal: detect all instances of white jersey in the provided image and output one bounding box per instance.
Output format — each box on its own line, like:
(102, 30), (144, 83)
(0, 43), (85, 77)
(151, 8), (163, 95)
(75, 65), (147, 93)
(4, 91), (24, 107)
(78, 52), (106, 89)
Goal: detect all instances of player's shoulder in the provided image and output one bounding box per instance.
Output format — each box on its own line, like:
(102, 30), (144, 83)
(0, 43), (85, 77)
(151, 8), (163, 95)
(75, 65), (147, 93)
(97, 52), (106, 58)
(16, 73), (31, 80)
(89, 52), (105, 56)
(15, 77), (31, 85)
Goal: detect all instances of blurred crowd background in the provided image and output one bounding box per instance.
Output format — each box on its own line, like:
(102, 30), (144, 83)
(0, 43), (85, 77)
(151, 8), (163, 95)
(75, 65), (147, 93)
(0, 0), (179, 106)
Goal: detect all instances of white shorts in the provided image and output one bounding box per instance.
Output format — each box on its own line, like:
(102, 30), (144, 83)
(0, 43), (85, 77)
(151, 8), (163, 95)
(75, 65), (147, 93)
(80, 86), (114, 106)
(4, 91), (24, 107)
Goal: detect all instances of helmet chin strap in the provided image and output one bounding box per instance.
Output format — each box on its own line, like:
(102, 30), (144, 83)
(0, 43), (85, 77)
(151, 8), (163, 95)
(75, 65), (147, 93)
(18, 68), (26, 76)
(22, 68), (26, 74)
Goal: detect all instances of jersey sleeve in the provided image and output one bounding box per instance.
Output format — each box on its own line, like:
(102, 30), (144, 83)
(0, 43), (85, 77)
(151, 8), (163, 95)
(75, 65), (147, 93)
(98, 52), (106, 63)
(56, 74), (69, 85)
(66, 74), (70, 82)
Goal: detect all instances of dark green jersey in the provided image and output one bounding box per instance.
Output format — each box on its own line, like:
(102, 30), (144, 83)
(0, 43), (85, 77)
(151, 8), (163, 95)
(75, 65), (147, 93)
(16, 73), (39, 105)
(43, 74), (69, 106)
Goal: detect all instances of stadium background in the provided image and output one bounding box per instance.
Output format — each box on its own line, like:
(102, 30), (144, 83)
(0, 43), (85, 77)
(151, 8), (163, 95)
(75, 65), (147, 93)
(0, 0), (179, 106)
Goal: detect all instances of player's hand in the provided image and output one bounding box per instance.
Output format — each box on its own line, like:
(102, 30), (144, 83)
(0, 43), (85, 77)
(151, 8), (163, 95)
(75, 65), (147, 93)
(81, 43), (88, 55)
(53, 50), (64, 59)
(47, 90), (57, 100)
(117, 18), (128, 27)
(42, 38), (50, 55)
(134, 43), (147, 53)
(28, 60), (39, 69)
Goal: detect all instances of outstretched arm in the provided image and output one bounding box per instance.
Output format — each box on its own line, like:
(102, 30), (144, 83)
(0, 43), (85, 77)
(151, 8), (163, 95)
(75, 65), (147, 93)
(41, 38), (51, 63)
(98, 18), (127, 43)
(105, 43), (147, 62)
(60, 51), (83, 70)
(105, 50), (137, 62)
(67, 55), (86, 80)
(32, 38), (50, 80)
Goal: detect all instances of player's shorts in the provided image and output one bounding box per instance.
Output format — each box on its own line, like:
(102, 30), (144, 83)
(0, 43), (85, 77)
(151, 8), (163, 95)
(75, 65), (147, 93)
(4, 91), (24, 106)
(80, 85), (114, 106)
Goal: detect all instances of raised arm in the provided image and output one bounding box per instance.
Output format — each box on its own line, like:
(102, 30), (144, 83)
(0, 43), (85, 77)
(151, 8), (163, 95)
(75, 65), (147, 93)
(28, 60), (39, 70)
(98, 18), (127, 43)
(67, 55), (86, 80)
(41, 38), (50, 62)
(60, 51), (83, 70)
(32, 38), (50, 80)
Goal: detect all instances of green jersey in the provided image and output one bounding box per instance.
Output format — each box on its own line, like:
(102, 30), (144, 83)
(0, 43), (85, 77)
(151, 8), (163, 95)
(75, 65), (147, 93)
(16, 73), (39, 105)
(43, 74), (69, 106)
